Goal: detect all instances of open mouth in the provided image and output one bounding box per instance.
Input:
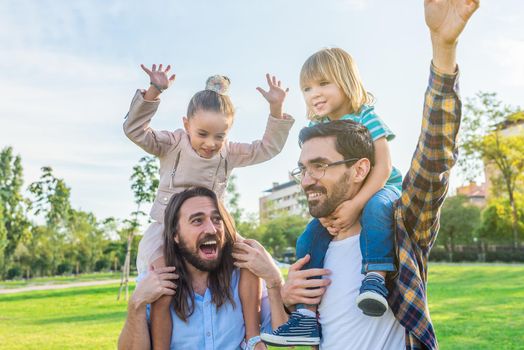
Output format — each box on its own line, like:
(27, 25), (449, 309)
(305, 187), (326, 203)
(200, 149), (215, 158)
(307, 192), (323, 200)
(313, 101), (326, 110)
(199, 239), (218, 259)
(306, 192), (325, 204)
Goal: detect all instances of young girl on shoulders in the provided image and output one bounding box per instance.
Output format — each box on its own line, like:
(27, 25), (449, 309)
(262, 48), (402, 346)
(124, 64), (294, 350)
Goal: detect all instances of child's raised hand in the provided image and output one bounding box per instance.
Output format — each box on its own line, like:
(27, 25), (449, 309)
(321, 199), (362, 235)
(141, 64), (176, 94)
(256, 74), (289, 118)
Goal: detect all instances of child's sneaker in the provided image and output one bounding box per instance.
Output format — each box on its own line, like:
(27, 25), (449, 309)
(356, 273), (389, 317)
(260, 311), (320, 346)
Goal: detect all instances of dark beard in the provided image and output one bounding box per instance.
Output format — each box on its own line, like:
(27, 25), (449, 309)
(307, 173), (350, 218)
(177, 235), (223, 272)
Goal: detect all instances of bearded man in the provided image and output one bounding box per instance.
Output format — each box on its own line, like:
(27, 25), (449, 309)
(118, 187), (286, 350)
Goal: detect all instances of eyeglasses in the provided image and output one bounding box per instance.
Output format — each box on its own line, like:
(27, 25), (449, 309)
(290, 158), (360, 183)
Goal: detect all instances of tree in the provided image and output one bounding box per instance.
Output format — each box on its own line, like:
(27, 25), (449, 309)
(225, 174), (243, 223)
(0, 147), (30, 278)
(436, 195), (481, 261)
(28, 166), (72, 275)
(260, 214), (308, 258)
(28, 166), (72, 228)
(118, 156), (159, 301)
(479, 196), (524, 245)
(459, 92), (524, 249)
(67, 209), (107, 274)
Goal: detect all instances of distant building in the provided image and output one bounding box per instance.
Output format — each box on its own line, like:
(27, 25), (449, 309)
(259, 180), (306, 222)
(456, 182), (487, 208)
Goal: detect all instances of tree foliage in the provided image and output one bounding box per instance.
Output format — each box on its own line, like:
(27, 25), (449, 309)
(436, 195), (481, 261)
(479, 196), (524, 245)
(28, 166), (72, 228)
(0, 147), (30, 277)
(225, 174), (243, 223)
(1, 151), (156, 280)
(130, 156), (159, 208)
(259, 214), (308, 258)
(459, 92), (524, 248)
(118, 156), (159, 300)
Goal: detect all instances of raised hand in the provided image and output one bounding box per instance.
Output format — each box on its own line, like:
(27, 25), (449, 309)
(130, 266), (178, 308)
(425, 0), (480, 45)
(256, 73), (289, 118)
(425, 0), (480, 73)
(141, 64), (176, 100)
(233, 239), (282, 286)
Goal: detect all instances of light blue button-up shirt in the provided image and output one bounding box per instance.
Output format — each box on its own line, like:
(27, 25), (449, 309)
(142, 269), (272, 350)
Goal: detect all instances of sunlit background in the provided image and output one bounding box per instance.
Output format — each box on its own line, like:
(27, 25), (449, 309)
(1, 0), (522, 221)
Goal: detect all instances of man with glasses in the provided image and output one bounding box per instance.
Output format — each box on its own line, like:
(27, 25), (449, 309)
(264, 120), (405, 348)
(262, 1), (480, 349)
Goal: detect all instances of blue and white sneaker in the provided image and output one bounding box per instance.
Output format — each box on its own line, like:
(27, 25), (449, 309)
(356, 273), (389, 317)
(260, 311), (320, 346)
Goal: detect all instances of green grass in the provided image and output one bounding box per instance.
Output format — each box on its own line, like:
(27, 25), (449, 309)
(0, 272), (125, 289)
(428, 264), (524, 350)
(0, 264), (522, 349)
(0, 283), (131, 349)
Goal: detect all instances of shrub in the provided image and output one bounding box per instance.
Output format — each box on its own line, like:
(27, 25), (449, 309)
(95, 259), (110, 272)
(57, 262), (73, 275)
(7, 266), (22, 279)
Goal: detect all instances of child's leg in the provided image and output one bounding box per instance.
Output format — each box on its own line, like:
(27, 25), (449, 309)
(294, 218), (333, 314)
(261, 219), (331, 347)
(356, 187), (399, 317)
(239, 268), (264, 349)
(150, 255), (173, 350)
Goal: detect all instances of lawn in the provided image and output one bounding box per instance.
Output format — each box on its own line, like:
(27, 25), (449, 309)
(0, 264), (522, 349)
(427, 264), (524, 349)
(0, 272), (124, 289)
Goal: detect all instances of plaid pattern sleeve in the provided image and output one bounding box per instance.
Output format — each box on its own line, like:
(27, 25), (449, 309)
(388, 63), (461, 350)
(400, 63), (461, 250)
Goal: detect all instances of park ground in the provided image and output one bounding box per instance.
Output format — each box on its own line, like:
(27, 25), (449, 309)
(0, 264), (523, 349)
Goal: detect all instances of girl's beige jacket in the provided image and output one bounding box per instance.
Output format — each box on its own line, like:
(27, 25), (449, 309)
(123, 90), (295, 222)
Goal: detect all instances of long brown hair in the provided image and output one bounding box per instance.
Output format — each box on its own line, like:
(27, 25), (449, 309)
(163, 187), (237, 322)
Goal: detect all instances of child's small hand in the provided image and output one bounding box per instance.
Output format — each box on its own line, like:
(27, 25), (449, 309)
(322, 199), (362, 235)
(319, 216), (338, 236)
(256, 73), (289, 118)
(141, 64), (176, 98)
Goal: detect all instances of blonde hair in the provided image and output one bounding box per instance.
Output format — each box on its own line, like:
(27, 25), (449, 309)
(300, 47), (374, 120)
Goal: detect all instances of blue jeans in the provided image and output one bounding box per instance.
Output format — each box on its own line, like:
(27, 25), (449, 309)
(295, 187), (400, 276)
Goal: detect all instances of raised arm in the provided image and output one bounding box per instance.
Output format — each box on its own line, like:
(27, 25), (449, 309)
(399, 0), (479, 250)
(226, 111), (294, 169)
(227, 75), (294, 168)
(256, 73), (289, 118)
(123, 64), (181, 157)
(426, 0), (479, 73)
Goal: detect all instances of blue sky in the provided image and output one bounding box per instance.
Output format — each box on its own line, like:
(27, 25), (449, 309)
(1, 0), (523, 222)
